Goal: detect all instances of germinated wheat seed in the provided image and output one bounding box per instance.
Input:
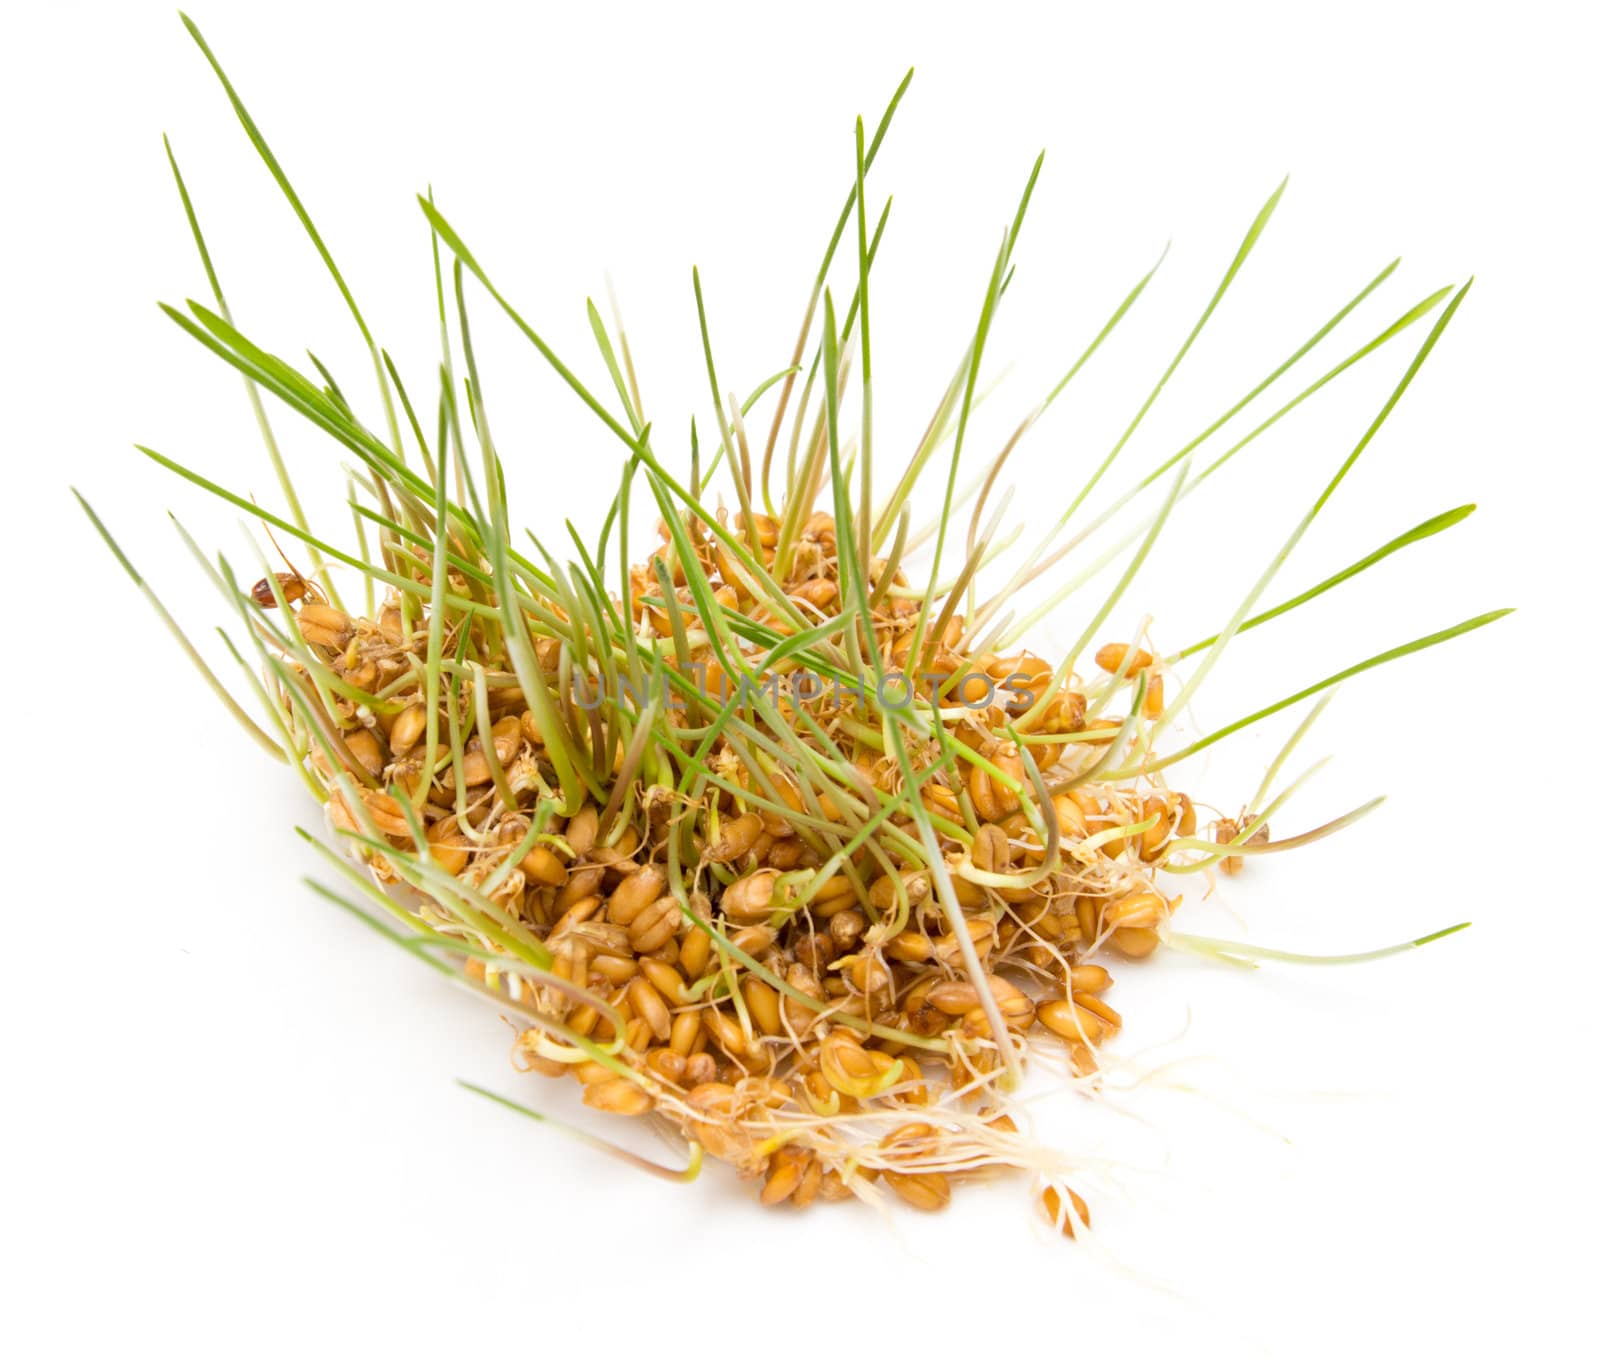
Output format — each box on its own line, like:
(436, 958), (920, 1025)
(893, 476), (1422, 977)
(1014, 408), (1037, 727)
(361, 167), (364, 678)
(79, 15), (1506, 1232)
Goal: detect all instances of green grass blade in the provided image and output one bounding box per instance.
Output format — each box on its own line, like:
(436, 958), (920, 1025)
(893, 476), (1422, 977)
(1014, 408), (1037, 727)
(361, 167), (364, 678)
(75, 490), (283, 759)
(1139, 609), (1513, 773)
(1171, 504), (1477, 662)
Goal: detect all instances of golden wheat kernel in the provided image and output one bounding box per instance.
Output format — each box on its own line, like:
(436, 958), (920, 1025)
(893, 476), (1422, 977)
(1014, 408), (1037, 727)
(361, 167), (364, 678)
(1065, 1043), (1098, 1075)
(818, 1170), (855, 1203)
(523, 1050), (568, 1079)
(704, 810), (764, 864)
(732, 509), (780, 548)
(576, 950), (626, 984)
(920, 782), (962, 823)
(628, 896), (682, 953)
(626, 978), (673, 1041)
(1029, 738), (1065, 771)
(423, 817), (471, 876)
(594, 823), (642, 869)
(388, 702), (429, 754)
(723, 870), (777, 923)
(668, 1007), (702, 1059)
(298, 602), (352, 649)
(573, 1058), (615, 1086)
(1049, 786), (1088, 837)
(582, 1078), (653, 1116)
(745, 829), (777, 868)
(1037, 999), (1107, 1045)
(374, 599), (406, 640)
(342, 727), (385, 776)
(1142, 673), (1165, 719)
(1074, 992), (1121, 1029)
(968, 761), (1021, 823)
(560, 804), (598, 860)
(731, 927), (776, 961)
(638, 957), (687, 1005)
(1213, 816), (1243, 873)
(951, 673), (987, 705)
(1084, 719), (1124, 750)
(933, 918), (994, 963)
(764, 836), (806, 869)
(1094, 642), (1153, 675)
(957, 1006), (993, 1040)
(519, 843), (566, 888)
(681, 1053), (717, 1088)
(812, 872), (853, 904)
(488, 713), (521, 757)
(677, 924), (713, 979)
(1038, 691), (1084, 737)
(819, 1033), (880, 1096)
(624, 1018), (652, 1054)
(867, 1049), (900, 1079)
(322, 645), (370, 690)
(1110, 925), (1161, 958)
(793, 578), (838, 609)
(565, 1002), (600, 1038)
(841, 955), (886, 997)
(761, 1149), (805, 1206)
(947, 871), (986, 909)
(1041, 1185), (1092, 1236)
(894, 1056), (930, 1106)
(1074, 894), (1102, 940)
(994, 978), (1036, 1028)
(1138, 796), (1174, 863)
(641, 1048), (684, 1085)
(802, 1069), (839, 1112)
(515, 707), (545, 748)
(973, 823), (1010, 873)
(548, 950), (573, 986)
(812, 890), (859, 919)
(867, 872), (900, 911)
(569, 939), (598, 990)
(742, 976), (783, 1038)
(989, 650), (1047, 684)
(828, 908), (866, 948)
(885, 1170), (952, 1213)
(1069, 963), (1113, 995)
(927, 979), (980, 1015)
(1105, 889), (1167, 931)
(885, 930), (934, 962)
(349, 787), (413, 838)
(788, 1156), (824, 1209)
(607, 865), (666, 926)
(702, 1007), (749, 1058)
(553, 896), (602, 933)
(1033, 910), (1064, 939)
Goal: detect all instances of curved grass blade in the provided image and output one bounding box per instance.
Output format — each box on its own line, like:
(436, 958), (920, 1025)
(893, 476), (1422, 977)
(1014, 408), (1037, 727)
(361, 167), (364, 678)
(1136, 608), (1513, 774)
(1170, 504), (1477, 662)
(75, 490), (283, 758)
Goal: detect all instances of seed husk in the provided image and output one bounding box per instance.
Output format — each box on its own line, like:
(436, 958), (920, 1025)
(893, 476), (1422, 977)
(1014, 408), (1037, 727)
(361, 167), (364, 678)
(1041, 1185), (1092, 1236)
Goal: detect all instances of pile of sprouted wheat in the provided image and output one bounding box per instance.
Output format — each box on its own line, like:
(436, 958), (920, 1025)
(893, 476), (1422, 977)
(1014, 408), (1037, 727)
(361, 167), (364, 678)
(80, 15), (1508, 1231)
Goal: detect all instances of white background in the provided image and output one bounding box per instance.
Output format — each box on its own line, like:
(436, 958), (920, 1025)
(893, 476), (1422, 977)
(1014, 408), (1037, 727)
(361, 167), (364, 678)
(5, 1), (1596, 1366)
